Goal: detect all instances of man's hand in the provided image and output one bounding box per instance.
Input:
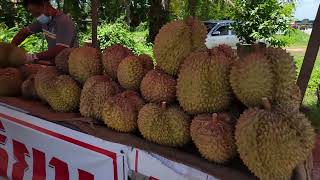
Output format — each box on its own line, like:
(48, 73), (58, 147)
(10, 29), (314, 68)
(36, 45), (67, 62)
(25, 54), (39, 64)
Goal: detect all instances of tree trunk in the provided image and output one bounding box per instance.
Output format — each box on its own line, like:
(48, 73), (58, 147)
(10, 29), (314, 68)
(297, 4), (320, 100)
(163, 0), (170, 10)
(148, 0), (169, 43)
(124, 0), (131, 25)
(188, 0), (197, 17)
(92, 0), (99, 49)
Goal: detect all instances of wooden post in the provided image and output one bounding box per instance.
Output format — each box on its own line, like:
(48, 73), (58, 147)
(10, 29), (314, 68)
(92, 0), (99, 49)
(297, 5), (320, 99)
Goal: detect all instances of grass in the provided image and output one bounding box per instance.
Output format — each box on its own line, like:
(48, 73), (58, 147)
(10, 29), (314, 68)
(278, 29), (310, 48)
(293, 53), (320, 130)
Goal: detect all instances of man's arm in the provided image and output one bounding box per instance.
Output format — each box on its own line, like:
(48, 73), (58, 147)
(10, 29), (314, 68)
(36, 45), (66, 62)
(11, 28), (32, 46)
(12, 21), (42, 46)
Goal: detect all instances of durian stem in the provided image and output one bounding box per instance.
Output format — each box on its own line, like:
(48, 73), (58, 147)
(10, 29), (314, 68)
(161, 102), (167, 110)
(261, 97), (272, 110)
(212, 113), (218, 123)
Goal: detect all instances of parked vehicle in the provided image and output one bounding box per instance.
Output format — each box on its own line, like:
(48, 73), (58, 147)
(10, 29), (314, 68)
(203, 20), (239, 48)
(203, 20), (269, 48)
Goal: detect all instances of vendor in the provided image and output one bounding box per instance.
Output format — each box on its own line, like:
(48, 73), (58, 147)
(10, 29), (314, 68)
(12, 0), (79, 64)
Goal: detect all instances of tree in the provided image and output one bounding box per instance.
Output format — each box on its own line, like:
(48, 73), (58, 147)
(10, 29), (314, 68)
(170, 0), (233, 20)
(148, 0), (170, 42)
(231, 0), (294, 46)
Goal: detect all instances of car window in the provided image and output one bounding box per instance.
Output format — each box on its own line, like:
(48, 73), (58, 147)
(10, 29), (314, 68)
(204, 22), (217, 33)
(215, 25), (229, 35)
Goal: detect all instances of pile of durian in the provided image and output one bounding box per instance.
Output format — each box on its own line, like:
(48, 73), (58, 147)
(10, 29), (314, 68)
(0, 17), (316, 179)
(0, 43), (45, 97)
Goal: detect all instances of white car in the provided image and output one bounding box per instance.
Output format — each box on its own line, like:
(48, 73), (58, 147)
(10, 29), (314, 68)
(204, 20), (239, 49)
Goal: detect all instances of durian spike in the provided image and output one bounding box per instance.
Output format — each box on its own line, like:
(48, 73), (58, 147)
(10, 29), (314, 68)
(154, 66), (162, 73)
(161, 101), (167, 110)
(212, 113), (218, 123)
(261, 97), (272, 110)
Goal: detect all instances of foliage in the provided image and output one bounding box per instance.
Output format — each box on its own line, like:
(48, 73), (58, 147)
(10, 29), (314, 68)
(0, 23), (46, 53)
(276, 29), (310, 48)
(128, 0), (150, 27)
(0, 0), (19, 27)
(231, 0), (294, 47)
(0, 0), (33, 28)
(170, 0), (233, 20)
(196, 0), (233, 20)
(80, 19), (153, 56)
(61, 0), (91, 32)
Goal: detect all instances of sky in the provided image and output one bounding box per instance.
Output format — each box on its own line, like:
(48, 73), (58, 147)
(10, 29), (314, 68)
(294, 0), (320, 20)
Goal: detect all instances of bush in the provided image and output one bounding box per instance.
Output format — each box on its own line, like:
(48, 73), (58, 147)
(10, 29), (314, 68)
(96, 19), (153, 56)
(276, 29), (310, 47)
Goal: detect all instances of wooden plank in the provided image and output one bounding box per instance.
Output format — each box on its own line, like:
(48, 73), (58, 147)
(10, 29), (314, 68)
(297, 5), (320, 99)
(91, 0), (99, 49)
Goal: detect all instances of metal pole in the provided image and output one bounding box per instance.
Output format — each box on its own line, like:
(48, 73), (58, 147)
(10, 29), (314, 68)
(92, 0), (99, 49)
(297, 4), (320, 100)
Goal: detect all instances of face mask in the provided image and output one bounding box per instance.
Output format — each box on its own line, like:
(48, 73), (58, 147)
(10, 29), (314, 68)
(37, 14), (52, 24)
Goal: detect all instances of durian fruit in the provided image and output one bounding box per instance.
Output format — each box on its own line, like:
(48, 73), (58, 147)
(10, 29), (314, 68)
(190, 113), (237, 163)
(140, 69), (176, 103)
(211, 44), (238, 65)
(235, 98), (315, 180)
(0, 43), (26, 68)
(117, 55), (153, 90)
(8, 46), (27, 67)
(117, 90), (145, 110)
(91, 79), (122, 120)
(102, 44), (133, 79)
(34, 67), (60, 101)
(80, 75), (120, 119)
(45, 75), (81, 112)
(34, 67), (81, 112)
(231, 48), (299, 109)
(0, 43), (11, 67)
(0, 68), (23, 96)
(68, 47), (102, 84)
(55, 48), (73, 73)
(230, 52), (275, 107)
(265, 48), (296, 90)
(154, 17), (207, 76)
(19, 64), (44, 79)
(265, 48), (299, 108)
(102, 91), (144, 132)
(154, 20), (191, 76)
(137, 54), (154, 70)
(186, 17), (207, 52)
(138, 102), (190, 147)
(177, 50), (232, 114)
(22, 75), (38, 99)
(275, 84), (301, 111)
